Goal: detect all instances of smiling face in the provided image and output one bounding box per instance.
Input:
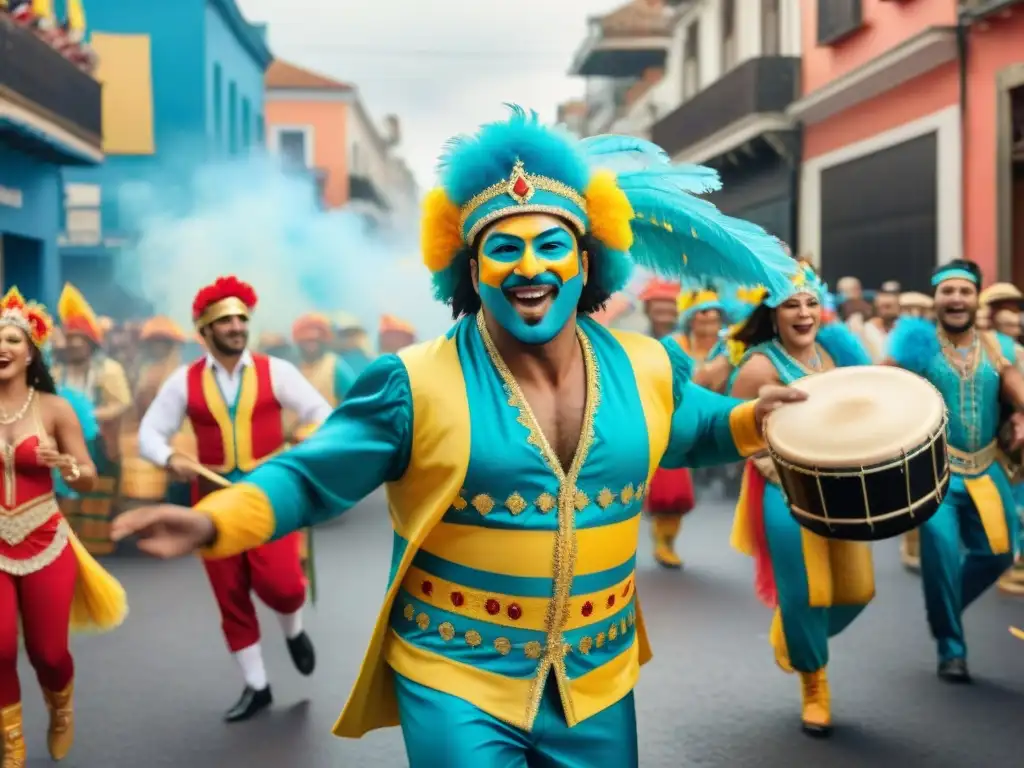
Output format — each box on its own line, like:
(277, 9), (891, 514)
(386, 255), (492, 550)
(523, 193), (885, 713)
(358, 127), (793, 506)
(203, 314), (249, 356)
(0, 324), (32, 383)
(775, 292), (821, 351)
(934, 278), (978, 334)
(472, 213), (587, 345)
(690, 308), (722, 339)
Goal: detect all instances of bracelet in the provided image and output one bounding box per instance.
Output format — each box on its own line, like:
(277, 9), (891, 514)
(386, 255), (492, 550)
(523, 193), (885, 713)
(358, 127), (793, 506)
(61, 457), (81, 483)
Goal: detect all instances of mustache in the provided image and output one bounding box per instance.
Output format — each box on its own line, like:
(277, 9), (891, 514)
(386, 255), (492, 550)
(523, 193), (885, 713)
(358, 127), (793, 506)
(501, 272), (563, 290)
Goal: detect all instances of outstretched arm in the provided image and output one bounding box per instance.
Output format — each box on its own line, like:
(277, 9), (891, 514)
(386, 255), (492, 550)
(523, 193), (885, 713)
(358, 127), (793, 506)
(195, 355), (412, 559)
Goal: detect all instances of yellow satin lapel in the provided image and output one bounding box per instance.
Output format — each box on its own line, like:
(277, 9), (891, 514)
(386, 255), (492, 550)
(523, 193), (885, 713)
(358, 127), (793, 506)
(201, 366), (234, 471)
(963, 475), (1011, 554)
(234, 364), (258, 470)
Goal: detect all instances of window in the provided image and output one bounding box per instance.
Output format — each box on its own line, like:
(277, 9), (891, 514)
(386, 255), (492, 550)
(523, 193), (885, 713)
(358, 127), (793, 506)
(228, 81), (238, 154)
(351, 143), (361, 175)
(761, 0), (781, 56)
(62, 184), (102, 246)
(272, 127), (313, 169)
(721, 0), (737, 74)
(817, 0), (863, 45)
(241, 98), (251, 150)
(212, 64), (223, 145)
(682, 22), (700, 99)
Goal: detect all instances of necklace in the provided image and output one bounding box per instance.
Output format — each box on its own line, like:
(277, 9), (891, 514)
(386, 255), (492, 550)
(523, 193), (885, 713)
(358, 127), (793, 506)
(0, 388), (35, 426)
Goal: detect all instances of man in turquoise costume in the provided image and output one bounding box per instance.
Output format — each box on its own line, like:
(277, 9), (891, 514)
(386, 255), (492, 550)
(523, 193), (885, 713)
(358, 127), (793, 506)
(112, 108), (804, 767)
(888, 259), (1024, 683)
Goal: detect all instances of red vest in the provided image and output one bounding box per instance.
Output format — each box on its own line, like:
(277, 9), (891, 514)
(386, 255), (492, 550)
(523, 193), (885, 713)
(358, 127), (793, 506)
(185, 354), (284, 473)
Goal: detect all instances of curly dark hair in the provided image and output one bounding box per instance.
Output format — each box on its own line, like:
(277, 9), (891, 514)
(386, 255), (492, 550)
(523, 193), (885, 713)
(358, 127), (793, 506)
(731, 303), (777, 349)
(27, 343), (58, 394)
(445, 232), (613, 320)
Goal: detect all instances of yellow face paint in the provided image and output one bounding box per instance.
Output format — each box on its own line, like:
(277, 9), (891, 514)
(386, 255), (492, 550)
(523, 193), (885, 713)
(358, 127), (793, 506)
(477, 214), (580, 290)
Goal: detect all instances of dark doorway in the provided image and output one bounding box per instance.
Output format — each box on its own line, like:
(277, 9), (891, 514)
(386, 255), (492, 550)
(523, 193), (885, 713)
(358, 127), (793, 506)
(1011, 85), (1024, 284)
(1, 234), (43, 301)
(820, 132), (938, 292)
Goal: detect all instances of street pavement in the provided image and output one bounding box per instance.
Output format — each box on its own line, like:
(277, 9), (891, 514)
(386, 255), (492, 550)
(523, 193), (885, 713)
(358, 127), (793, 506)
(17, 487), (1024, 767)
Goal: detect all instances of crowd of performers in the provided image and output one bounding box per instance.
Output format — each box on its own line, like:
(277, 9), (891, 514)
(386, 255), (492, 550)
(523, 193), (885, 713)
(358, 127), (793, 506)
(3, 108), (1024, 767)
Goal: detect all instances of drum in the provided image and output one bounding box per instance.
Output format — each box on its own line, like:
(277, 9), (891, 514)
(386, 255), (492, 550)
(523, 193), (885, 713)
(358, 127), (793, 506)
(764, 365), (950, 541)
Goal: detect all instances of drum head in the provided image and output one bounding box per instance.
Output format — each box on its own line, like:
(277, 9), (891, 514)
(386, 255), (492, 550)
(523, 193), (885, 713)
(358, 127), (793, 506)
(766, 366), (945, 468)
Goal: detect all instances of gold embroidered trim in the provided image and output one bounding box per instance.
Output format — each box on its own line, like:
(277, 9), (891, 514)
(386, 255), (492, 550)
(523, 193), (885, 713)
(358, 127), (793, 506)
(451, 490), (468, 511)
(471, 494), (495, 515)
(596, 488), (615, 509)
(474, 311), (601, 728)
(504, 492), (527, 516)
(0, 495), (60, 546)
(465, 205), (586, 247)
(535, 493), (556, 513)
(0, 519), (69, 576)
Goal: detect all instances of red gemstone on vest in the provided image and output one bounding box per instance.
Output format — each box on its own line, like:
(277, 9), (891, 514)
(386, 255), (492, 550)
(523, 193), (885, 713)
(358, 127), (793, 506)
(512, 176), (529, 197)
(421, 581), (433, 596)
(450, 591), (465, 607)
(606, 594), (616, 608)
(581, 601), (594, 617)
(485, 599), (501, 615)
(507, 603), (523, 620)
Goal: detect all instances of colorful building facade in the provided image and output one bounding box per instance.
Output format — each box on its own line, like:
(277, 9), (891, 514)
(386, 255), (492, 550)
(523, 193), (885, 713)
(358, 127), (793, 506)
(58, 0), (272, 315)
(0, 11), (103, 307)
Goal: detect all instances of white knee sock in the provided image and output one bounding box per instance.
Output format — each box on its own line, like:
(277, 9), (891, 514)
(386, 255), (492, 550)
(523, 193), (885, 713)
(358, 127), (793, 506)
(234, 644), (268, 690)
(277, 609), (303, 639)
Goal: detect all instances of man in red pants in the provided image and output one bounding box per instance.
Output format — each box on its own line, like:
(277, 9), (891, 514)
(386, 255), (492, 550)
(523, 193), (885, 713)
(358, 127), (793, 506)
(138, 276), (332, 721)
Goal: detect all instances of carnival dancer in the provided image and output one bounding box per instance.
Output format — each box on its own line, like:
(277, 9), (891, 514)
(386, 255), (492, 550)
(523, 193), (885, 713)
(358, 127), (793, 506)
(136, 276), (332, 722)
(378, 315), (416, 354)
(728, 262), (874, 737)
(636, 278), (696, 569)
(0, 288), (126, 768)
(52, 285), (131, 555)
(292, 313), (358, 409)
(113, 109), (804, 766)
(887, 259), (1024, 682)
(899, 292), (934, 320)
(695, 286), (767, 394)
(332, 312), (374, 376)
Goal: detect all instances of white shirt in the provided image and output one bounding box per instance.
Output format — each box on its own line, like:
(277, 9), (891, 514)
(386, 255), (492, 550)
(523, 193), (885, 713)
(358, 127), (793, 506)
(138, 350), (333, 468)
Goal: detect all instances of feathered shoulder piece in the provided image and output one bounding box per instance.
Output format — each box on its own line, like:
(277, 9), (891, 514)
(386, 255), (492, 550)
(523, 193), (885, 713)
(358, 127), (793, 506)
(886, 317), (939, 374)
(0, 287), (53, 347)
(192, 276), (258, 328)
(816, 321), (872, 368)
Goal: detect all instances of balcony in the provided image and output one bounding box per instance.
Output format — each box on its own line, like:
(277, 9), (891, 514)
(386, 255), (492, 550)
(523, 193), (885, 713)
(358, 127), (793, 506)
(0, 16), (102, 165)
(650, 56), (800, 161)
(570, 3), (671, 78)
(349, 174), (389, 210)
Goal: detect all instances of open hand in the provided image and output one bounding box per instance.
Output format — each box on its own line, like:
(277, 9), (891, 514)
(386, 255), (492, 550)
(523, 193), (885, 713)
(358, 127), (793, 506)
(754, 384), (809, 435)
(110, 504), (216, 559)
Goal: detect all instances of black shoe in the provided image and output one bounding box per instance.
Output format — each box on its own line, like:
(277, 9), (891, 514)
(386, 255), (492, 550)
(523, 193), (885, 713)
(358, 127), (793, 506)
(287, 631), (316, 676)
(801, 722), (833, 738)
(224, 685), (273, 722)
(937, 658), (971, 683)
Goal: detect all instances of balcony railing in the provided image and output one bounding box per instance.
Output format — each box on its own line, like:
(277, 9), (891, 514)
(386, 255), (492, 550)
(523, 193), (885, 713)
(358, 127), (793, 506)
(349, 174), (389, 210)
(650, 56), (800, 159)
(0, 17), (102, 143)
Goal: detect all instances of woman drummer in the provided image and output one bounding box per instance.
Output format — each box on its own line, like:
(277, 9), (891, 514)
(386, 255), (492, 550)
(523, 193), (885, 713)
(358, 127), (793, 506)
(0, 288), (127, 768)
(726, 263), (874, 737)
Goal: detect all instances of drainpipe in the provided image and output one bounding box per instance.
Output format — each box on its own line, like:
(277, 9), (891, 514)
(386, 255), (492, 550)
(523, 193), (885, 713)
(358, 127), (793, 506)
(956, 8), (969, 261)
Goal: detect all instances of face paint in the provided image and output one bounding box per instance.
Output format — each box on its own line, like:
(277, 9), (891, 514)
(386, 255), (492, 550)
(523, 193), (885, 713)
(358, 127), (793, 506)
(476, 213), (584, 344)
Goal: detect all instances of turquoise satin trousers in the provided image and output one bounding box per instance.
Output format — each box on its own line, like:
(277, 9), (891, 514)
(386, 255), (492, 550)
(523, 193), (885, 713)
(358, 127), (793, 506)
(763, 484), (869, 673)
(919, 473), (1017, 661)
(394, 672), (638, 767)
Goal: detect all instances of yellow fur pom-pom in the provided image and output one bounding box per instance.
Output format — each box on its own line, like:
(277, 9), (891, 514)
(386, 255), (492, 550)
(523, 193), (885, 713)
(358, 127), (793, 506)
(421, 188), (464, 274)
(585, 170), (634, 252)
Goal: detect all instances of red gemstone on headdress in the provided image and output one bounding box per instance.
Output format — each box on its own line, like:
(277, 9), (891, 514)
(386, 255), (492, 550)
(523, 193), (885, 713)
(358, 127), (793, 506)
(512, 176), (530, 197)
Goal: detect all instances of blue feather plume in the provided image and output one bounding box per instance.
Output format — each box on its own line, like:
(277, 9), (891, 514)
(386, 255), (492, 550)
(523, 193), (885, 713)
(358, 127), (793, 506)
(817, 322), (872, 367)
(887, 317), (939, 374)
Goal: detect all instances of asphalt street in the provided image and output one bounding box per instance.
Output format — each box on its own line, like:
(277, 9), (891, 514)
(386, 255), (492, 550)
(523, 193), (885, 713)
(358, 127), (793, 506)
(16, 487), (1024, 767)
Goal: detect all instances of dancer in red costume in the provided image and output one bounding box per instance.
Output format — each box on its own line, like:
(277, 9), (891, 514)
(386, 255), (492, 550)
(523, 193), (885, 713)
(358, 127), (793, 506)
(137, 276), (332, 722)
(638, 278), (696, 568)
(0, 288), (126, 768)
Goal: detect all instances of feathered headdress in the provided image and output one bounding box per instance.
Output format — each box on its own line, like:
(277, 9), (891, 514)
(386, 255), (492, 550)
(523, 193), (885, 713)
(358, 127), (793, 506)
(57, 283), (103, 344)
(679, 289), (724, 332)
(292, 313), (332, 342)
(421, 105), (798, 306)
(139, 316), (186, 343)
(0, 287), (53, 347)
(763, 260), (826, 308)
(192, 276), (258, 329)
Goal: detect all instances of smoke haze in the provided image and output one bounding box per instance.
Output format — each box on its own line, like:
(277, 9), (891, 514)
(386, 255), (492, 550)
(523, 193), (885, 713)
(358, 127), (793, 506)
(114, 154), (452, 339)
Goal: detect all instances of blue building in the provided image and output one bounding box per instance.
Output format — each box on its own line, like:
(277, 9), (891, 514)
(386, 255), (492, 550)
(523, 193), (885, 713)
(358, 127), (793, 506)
(60, 0), (272, 316)
(0, 15), (103, 309)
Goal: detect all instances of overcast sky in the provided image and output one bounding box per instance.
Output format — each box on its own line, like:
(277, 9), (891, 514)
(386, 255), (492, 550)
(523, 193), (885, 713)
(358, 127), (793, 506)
(236, 0), (625, 191)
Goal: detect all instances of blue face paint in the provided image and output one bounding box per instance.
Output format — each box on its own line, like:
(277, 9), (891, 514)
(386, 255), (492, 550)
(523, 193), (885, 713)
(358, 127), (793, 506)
(477, 216), (584, 345)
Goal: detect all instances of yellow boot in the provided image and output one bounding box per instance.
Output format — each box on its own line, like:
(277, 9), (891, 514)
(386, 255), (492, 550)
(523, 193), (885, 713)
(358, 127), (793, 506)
(900, 531), (920, 573)
(769, 610), (794, 673)
(798, 668), (832, 737)
(42, 680), (74, 760)
(1, 703), (26, 768)
(651, 515), (683, 569)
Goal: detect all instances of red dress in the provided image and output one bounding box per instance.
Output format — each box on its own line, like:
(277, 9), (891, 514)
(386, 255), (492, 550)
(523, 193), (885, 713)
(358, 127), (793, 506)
(0, 433), (67, 575)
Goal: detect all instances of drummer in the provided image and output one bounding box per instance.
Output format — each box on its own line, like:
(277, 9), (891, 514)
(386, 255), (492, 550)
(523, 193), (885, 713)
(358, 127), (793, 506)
(887, 259), (1024, 682)
(727, 262), (874, 737)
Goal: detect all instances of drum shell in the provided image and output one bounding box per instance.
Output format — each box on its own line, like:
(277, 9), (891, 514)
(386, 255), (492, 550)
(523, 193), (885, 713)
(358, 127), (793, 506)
(773, 428), (950, 542)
